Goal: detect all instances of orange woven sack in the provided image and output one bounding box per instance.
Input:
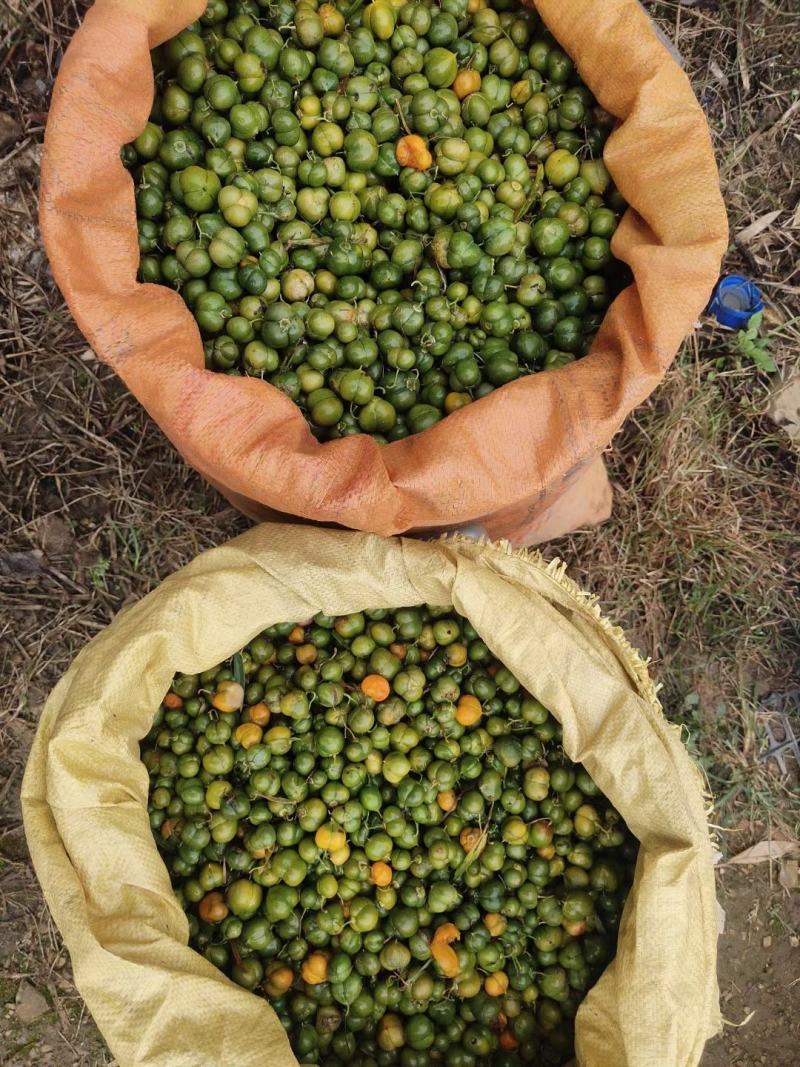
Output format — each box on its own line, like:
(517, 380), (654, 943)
(40, 0), (727, 543)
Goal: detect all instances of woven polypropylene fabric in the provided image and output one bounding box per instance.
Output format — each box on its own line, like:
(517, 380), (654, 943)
(39, 0), (727, 544)
(22, 525), (719, 1066)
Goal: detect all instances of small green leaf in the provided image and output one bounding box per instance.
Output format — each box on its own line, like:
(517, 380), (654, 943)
(232, 653), (246, 687)
(749, 348), (777, 373)
(732, 309), (775, 373)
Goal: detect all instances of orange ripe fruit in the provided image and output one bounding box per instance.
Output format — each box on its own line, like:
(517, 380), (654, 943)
(370, 861), (393, 887)
(456, 694), (482, 726)
(361, 674), (391, 702)
(247, 702), (270, 726)
(211, 679), (244, 713)
(445, 641), (469, 664)
(315, 824), (347, 852)
(499, 1030), (520, 1051)
(485, 971), (509, 997)
(198, 891), (228, 924)
(301, 952), (329, 985)
(396, 134), (433, 170)
(233, 722), (263, 749)
(264, 962), (295, 997)
(483, 912), (507, 938)
(329, 843), (351, 866)
(453, 70), (481, 99)
(431, 923), (461, 978)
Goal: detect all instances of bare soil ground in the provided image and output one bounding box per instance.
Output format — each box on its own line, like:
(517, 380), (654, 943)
(705, 865), (800, 1067)
(1, 0), (798, 1064)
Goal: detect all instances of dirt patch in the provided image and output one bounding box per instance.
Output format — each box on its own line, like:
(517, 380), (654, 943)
(703, 865), (800, 1067)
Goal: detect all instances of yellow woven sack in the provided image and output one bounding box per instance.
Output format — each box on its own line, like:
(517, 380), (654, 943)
(22, 527), (719, 1066)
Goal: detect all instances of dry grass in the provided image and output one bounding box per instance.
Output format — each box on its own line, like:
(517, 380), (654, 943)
(0, 5), (244, 1062)
(548, 0), (800, 840)
(549, 347), (800, 836)
(0, 1), (798, 1065)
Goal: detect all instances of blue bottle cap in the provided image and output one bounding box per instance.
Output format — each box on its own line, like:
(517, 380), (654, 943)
(707, 275), (764, 330)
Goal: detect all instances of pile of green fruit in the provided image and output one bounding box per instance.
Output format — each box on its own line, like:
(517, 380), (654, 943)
(143, 605), (637, 1065)
(125, 0), (627, 442)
